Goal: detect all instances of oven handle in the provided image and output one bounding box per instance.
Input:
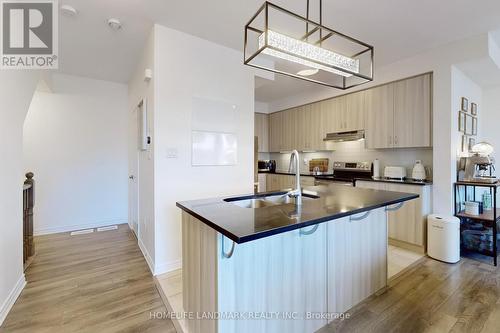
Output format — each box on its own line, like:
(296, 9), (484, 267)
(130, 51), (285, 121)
(315, 180), (353, 187)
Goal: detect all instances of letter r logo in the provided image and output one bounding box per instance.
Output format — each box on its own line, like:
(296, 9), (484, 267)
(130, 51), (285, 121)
(2, 1), (53, 54)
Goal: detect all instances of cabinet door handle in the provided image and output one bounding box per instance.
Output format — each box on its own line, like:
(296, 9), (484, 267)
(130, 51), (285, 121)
(299, 224), (319, 236)
(385, 202), (405, 212)
(221, 236), (236, 259)
(349, 211), (371, 221)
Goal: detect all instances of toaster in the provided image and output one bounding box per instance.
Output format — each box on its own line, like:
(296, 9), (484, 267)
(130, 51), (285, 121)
(384, 166), (407, 180)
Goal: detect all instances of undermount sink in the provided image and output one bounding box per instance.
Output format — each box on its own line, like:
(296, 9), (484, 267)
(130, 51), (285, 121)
(224, 192), (319, 209)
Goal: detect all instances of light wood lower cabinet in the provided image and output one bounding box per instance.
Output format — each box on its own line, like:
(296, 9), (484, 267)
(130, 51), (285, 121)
(182, 207), (388, 333)
(265, 174), (314, 192)
(257, 174), (267, 192)
(355, 180), (432, 252)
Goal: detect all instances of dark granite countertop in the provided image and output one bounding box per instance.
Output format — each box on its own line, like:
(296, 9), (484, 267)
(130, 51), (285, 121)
(176, 185), (418, 244)
(258, 170), (333, 177)
(354, 177), (433, 186)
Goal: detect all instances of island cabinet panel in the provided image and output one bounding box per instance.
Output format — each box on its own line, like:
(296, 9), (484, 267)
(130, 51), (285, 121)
(181, 208), (390, 333)
(182, 213), (218, 333)
(217, 224), (328, 333)
(327, 208), (388, 316)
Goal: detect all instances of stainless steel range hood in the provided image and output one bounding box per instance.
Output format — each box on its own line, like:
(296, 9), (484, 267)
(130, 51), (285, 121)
(323, 130), (365, 142)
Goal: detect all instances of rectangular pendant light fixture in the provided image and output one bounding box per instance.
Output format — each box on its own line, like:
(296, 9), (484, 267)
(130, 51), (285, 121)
(258, 30), (359, 77)
(244, 2), (374, 89)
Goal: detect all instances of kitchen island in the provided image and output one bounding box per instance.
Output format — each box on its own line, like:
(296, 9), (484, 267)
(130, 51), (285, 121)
(176, 185), (418, 333)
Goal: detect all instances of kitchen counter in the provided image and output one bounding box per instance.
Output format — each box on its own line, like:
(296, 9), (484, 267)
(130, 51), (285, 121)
(176, 185), (418, 244)
(355, 177), (433, 186)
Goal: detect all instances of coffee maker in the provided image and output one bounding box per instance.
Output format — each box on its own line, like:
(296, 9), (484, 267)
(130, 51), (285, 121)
(458, 142), (497, 183)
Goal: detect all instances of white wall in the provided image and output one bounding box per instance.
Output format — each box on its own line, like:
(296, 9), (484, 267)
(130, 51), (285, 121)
(128, 29), (157, 271)
(482, 86), (500, 149)
(152, 24), (255, 274)
(23, 74), (128, 235)
(0, 71), (40, 325)
(266, 34), (491, 214)
(451, 66), (483, 158)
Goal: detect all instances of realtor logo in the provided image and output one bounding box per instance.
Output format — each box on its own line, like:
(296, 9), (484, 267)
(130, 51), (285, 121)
(1, 0), (58, 69)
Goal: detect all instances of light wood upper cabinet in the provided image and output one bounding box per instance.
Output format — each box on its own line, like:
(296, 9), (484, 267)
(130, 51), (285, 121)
(321, 92), (365, 134)
(254, 113), (269, 152)
(365, 73), (432, 149)
(297, 103), (324, 151)
(393, 74), (432, 148)
(321, 97), (344, 135)
(344, 91), (366, 131)
(269, 111), (282, 152)
(268, 73), (432, 152)
(282, 108), (298, 151)
(365, 83), (395, 149)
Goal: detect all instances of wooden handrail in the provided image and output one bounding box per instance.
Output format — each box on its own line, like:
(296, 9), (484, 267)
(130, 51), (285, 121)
(23, 172), (35, 268)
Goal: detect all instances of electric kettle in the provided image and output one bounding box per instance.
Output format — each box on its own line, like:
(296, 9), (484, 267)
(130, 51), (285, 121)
(412, 160), (426, 181)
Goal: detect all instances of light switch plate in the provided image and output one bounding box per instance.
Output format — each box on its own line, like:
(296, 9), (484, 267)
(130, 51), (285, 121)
(167, 148), (178, 158)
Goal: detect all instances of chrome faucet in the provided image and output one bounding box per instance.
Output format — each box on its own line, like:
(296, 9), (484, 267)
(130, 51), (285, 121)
(287, 150), (302, 205)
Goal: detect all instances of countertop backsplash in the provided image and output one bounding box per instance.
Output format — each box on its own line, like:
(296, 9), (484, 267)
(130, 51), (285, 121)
(264, 141), (433, 180)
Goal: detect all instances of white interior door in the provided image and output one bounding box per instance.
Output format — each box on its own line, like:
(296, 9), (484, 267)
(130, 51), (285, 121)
(128, 102), (141, 237)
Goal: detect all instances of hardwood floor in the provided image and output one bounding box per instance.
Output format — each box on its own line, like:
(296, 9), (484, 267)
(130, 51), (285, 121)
(318, 256), (500, 333)
(0, 225), (175, 333)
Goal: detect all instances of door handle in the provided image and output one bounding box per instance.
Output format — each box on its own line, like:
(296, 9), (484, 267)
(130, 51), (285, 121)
(129, 175), (135, 180)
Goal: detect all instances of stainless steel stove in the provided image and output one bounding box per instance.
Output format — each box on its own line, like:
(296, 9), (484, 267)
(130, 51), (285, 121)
(315, 161), (373, 186)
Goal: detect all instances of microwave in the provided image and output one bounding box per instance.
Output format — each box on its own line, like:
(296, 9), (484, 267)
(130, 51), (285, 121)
(258, 160), (276, 172)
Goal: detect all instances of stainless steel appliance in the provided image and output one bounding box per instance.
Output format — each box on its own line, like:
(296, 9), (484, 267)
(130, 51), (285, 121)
(458, 142), (497, 183)
(323, 130), (365, 142)
(258, 160), (276, 172)
(459, 155), (496, 183)
(314, 161), (372, 186)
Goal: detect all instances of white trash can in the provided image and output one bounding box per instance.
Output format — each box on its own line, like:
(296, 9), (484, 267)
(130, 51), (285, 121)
(427, 214), (460, 263)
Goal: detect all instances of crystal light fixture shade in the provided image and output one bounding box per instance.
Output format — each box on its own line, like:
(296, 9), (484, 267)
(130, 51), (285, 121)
(244, 2), (374, 89)
(258, 30), (359, 77)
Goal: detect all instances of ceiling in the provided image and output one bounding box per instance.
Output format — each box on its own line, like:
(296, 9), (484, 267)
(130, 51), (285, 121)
(57, 0), (500, 101)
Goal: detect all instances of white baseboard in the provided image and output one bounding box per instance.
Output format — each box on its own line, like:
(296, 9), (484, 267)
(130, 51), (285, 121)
(138, 238), (155, 275)
(0, 274), (26, 326)
(34, 218), (128, 236)
(155, 259), (182, 276)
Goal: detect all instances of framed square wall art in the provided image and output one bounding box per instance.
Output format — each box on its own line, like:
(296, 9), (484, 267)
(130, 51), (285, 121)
(465, 114), (473, 135)
(471, 102), (478, 116)
(461, 97), (469, 112)
(459, 111), (466, 133)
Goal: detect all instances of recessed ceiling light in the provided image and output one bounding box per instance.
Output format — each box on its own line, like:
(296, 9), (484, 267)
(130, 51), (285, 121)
(60, 4), (77, 16)
(107, 18), (122, 30)
(297, 68), (319, 76)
